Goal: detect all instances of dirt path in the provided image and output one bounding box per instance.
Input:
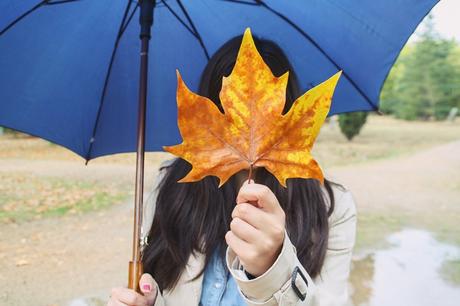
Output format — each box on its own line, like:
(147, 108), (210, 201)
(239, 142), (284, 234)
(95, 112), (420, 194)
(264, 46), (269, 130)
(327, 139), (460, 214)
(0, 159), (140, 184)
(1, 140), (459, 306)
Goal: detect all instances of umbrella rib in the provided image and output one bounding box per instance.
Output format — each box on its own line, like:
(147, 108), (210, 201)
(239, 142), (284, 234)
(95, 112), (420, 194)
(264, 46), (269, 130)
(219, 0), (260, 5)
(85, 0), (138, 163)
(0, 0), (48, 36)
(257, 1), (379, 111)
(45, 0), (82, 5)
(120, 2), (140, 35)
(223, 0), (379, 111)
(175, 0), (210, 60)
(160, 0), (197, 38)
(0, 0), (94, 37)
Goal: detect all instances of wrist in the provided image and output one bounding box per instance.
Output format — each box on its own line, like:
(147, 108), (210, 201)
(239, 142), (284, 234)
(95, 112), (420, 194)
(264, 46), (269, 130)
(246, 240), (284, 277)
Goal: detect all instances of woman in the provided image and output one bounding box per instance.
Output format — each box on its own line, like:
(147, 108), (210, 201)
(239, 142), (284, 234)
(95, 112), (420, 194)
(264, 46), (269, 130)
(108, 34), (357, 306)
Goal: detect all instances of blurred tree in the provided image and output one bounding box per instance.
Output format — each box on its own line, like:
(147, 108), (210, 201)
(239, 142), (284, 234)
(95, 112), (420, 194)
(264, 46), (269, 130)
(1, 127), (27, 138)
(338, 112), (368, 141)
(380, 15), (460, 120)
(379, 48), (408, 115)
(438, 44), (460, 119)
(397, 16), (440, 120)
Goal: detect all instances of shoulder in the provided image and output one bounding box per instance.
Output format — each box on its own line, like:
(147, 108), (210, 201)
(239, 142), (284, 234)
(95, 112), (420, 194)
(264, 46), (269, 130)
(323, 182), (357, 250)
(331, 184), (357, 225)
(322, 182), (357, 225)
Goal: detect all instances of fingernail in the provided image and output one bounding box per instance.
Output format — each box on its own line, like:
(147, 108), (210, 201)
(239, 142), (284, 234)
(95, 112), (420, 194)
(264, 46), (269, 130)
(142, 284), (151, 292)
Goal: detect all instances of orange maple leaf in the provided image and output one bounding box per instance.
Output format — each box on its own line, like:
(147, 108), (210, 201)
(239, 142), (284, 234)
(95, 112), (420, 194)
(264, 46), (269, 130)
(164, 28), (341, 187)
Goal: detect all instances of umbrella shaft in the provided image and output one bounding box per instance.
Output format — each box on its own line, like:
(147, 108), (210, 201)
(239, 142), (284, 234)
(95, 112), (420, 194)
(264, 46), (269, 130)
(129, 0), (155, 292)
(130, 36), (149, 291)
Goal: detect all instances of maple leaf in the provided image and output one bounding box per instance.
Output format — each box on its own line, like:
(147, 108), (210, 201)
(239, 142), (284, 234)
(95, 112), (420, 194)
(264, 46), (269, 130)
(164, 28), (341, 187)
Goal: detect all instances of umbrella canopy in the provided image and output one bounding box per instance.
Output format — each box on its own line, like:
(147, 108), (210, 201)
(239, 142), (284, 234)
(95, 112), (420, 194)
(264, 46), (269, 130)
(0, 0), (438, 160)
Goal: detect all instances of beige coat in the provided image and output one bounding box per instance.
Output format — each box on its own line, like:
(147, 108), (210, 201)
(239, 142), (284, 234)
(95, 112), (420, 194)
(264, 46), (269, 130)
(143, 172), (357, 306)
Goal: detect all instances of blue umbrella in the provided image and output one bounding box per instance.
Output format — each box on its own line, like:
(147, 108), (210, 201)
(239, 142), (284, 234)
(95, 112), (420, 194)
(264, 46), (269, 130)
(0, 0), (438, 289)
(0, 0), (438, 159)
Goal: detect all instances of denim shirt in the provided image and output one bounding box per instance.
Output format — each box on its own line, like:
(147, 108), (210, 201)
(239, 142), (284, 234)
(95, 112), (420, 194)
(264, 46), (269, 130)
(199, 250), (246, 306)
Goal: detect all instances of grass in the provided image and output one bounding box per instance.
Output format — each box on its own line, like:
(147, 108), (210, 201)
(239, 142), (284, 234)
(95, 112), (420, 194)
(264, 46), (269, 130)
(440, 259), (460, 286)
(313, 115), (460, 168)
(0, 172), (128, 223)
(354, 210), (460, 251)
(0, 132), (169, 165)
(354, 212), (406, 252)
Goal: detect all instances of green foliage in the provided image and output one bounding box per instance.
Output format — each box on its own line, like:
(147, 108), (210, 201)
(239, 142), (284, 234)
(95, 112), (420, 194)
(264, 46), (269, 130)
(379, 47), (410, 115)
(380, 15), (460, 120)
(1, 127), (22, 136)
(338, 112), (368, 141)
(440, 259), (460, 286)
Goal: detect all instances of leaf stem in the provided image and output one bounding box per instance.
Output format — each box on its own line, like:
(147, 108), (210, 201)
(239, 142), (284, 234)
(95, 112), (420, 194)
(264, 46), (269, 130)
(248, 164), (253, 183)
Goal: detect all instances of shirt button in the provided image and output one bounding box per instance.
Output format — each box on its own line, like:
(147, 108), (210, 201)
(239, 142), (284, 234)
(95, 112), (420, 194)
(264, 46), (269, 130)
(214, 282), (222, 288)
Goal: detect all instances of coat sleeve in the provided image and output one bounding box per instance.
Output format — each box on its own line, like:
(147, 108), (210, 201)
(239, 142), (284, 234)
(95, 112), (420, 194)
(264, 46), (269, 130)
(226, 190), (357, 306)
(152, 277), (166, 306)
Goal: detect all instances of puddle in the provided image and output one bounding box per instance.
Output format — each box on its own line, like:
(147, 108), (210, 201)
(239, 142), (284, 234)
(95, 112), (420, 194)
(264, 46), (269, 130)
(350, 229), (460, 306)
(65, 229), (460, 306)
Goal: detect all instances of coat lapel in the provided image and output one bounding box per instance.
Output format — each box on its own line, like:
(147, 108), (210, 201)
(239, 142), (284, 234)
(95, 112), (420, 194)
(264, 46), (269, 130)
(186, 251), (206, 303)
(163, 251), (206, 305)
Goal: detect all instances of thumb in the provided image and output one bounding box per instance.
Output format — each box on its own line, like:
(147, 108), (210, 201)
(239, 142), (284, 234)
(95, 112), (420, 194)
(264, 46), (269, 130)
(237, 179), (258, 207)
(237, 182), (279, 212)
(139, 273), (158, 305)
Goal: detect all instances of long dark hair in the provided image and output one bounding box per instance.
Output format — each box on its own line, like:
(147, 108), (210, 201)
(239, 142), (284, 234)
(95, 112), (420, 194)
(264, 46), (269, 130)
(142, 34), (340, 291)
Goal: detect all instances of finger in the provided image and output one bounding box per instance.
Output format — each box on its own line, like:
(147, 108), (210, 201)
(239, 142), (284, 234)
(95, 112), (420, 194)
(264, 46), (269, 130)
(231, 202), (268, 229)
(139, 273), (157, 305)
(107, 297), (126, 306)
(111, 287), (147, 306)
(237, 182), (280, 212)
(225, 230), (252, 256)
(230, 217), (260, 243)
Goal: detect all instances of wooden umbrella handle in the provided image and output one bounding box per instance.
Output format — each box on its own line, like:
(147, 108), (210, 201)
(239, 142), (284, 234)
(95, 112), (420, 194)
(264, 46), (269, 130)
(128, 260), (144, 292)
